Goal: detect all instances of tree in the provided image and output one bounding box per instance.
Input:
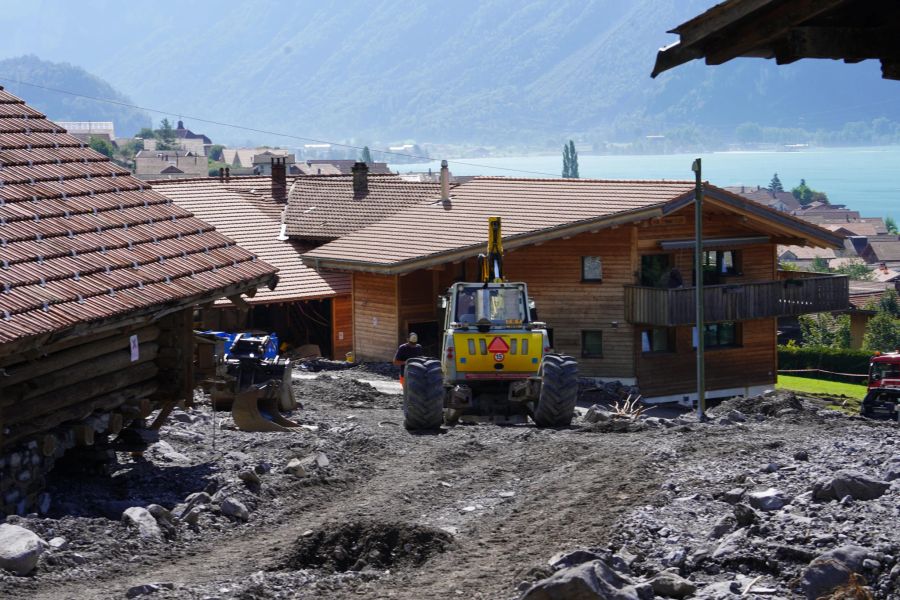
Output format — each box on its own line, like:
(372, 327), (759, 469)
(137, 127), (156, 140)
(799, 313), (851, 349)
(156, 118), (177, 150)
(880, 289), (900, 317)
(361, 146), (373, 163)
(791, 179), (829, 206)
(88, 135), (114, 158)
(568, 140), (579, 178)
(886, 216), (898, 234)
(207, 144), (224, 162)
(833, 259), (874, 281)
(768, 173), (783, 194)
(809, 256), (830, 273)
(562, 140), (579, 179)
(863, 311), (900, 352)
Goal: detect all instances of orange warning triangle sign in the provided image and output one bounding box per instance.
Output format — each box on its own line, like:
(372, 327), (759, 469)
(487, 336), (510, 353)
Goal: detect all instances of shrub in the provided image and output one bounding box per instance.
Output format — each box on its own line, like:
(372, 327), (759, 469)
(777, 345), (871, 383)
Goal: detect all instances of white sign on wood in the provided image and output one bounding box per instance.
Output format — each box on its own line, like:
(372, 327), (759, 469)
(130, 334), (139, 362)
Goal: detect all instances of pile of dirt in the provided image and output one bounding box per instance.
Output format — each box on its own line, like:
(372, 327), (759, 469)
(714, 389), (804, 416)
(293, 377), (399, 409)
(282, 521), (453, 572)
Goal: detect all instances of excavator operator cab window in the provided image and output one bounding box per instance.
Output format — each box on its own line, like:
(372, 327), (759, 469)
(455, 285), (528, 326)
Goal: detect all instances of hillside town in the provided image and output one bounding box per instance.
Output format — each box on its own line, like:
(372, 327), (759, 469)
(0, 1), (898, 599)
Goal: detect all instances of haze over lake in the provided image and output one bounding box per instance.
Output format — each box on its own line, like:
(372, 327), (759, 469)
(395, 146), (900, 222)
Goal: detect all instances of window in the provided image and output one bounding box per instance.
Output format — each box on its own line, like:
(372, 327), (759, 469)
(582, 330), (603, 358)
(640, 254), (672, 287)
(641, 328), (675, 353)
(455, 285), (528, 324)
(692, 322), (741, 349)
(695, 250), (741, 285)
(582, 256), (603, 282)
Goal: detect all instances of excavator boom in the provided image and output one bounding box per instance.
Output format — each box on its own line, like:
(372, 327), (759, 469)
(481, 216), (504, 283)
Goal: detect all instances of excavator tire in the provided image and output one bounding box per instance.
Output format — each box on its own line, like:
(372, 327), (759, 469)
(533, 353), (578, 427)
(403, 357), (444, 431)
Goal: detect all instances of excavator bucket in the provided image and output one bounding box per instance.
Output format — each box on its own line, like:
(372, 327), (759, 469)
(231, 381), (301, 432)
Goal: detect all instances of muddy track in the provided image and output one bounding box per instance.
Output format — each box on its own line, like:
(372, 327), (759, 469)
(19, 393), (666, 600)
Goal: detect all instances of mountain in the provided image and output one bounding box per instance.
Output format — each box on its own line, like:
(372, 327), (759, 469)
(0, 1), (897, 147)
(0, 55), (150, 137)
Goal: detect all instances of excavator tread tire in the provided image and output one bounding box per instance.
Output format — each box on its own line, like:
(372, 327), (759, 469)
(534, 354), (578, 427)
(403, 357), (444, 431)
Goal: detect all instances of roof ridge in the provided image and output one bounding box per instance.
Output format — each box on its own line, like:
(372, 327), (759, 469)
(468, 176), (696, 184)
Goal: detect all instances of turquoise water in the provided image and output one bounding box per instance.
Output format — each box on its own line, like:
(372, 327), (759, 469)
(391, 146), (900, 221)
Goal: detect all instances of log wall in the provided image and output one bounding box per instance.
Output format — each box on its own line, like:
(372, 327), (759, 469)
(0, 311), (190, 514)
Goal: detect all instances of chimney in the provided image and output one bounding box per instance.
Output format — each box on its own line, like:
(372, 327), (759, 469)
(352, 161), (368, 196)
(440, 159), (450, 201)
(225, 167), (230, 182)
(271, 157), (287, 202)
(218, 167), (224, 182)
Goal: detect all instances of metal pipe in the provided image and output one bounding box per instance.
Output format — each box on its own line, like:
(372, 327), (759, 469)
(692, 158), (706, 421)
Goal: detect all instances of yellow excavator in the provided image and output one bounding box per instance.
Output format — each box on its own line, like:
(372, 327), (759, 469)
(402, 217), (578, 430)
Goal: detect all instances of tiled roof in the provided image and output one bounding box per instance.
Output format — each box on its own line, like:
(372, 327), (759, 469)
(865, 240), (900, 262)
(778, 245), (838, 260)
(0, 87), (276, 347)
(151, 176), (349, 304)
(301, 160), (392, 175)
(285, 174), (448, 240)
(302, 177), (697, 270)
(303, 177), (842, 273)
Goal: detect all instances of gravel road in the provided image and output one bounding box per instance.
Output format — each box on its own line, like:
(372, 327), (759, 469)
(0, 367), (896, 599)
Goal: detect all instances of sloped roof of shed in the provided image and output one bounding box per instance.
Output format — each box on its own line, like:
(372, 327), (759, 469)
(152, 176), (349, 304)
(0, 87), (276, 349)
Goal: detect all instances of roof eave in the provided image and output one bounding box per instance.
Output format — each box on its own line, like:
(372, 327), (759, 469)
(301, 204), (667, 275)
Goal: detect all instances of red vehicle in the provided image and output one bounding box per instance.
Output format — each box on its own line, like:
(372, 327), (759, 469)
(868, 352), (900, 390)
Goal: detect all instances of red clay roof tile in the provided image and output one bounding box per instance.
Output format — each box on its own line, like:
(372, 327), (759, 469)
(0, 87), (277, 345)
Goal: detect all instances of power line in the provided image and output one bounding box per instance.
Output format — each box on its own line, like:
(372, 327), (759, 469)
(0, 76), (564, 178)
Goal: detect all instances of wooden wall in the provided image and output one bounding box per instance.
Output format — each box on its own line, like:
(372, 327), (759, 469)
(635, 318), (777, 398)
(332, 294), (353, 360)
(503, 226), (637, 378)
(353, 272), (399, 361)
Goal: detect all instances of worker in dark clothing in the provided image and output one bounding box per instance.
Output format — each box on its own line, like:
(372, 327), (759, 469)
(393, 332), (424, 386)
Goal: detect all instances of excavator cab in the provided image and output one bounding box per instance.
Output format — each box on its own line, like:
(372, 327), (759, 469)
(402, 217), (578, 430)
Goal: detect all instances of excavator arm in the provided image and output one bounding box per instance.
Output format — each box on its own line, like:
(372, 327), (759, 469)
(481, 217), (504, 283)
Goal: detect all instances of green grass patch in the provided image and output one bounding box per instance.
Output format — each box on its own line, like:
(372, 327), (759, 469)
(776, 374), (866, 413)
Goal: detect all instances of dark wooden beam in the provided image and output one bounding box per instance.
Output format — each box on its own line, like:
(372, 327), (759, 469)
(882, 60), (900, 80)
(775, 26), (900, 64)
(702, 0), (848, 66)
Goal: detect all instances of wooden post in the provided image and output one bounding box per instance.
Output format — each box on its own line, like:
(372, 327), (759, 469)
(692, 158), (706, 421)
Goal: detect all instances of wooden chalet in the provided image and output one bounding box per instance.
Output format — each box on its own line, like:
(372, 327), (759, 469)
(0, 88), (277, 514)
(301, 177), (848, 403)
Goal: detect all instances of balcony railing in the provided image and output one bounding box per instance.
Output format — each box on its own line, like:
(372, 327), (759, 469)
(624, 275), (849, 326)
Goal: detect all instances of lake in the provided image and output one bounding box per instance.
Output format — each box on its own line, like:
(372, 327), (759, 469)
(391, 146), (900, 222)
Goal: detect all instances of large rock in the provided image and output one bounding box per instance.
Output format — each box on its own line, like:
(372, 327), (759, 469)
(812, 470), (890, 502)
(284, 458), (307, 478)
(122, 507), (163, 540)
(219, 497), (249, 522)
(747, 488), (790, 511)
(799, 546), (869, 600)
(522, 560), (641, 600)
(584, 405), (613, 424)
(650, 572), (697, 599)
(883, 455), (900, 482)
(0, 523), (44, 575)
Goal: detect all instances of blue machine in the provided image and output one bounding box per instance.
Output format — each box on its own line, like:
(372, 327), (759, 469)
(200, 331), (280, 361)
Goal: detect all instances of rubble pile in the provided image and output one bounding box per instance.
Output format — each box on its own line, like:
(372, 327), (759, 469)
(0, 379), (896, 599)
(525, 391), (900, 599)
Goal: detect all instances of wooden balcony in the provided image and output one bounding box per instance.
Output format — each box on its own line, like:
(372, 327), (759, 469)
(624, 275), (849, 326)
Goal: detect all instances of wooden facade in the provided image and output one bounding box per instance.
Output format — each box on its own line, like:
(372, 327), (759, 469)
(348, 201), (848, 401)
(0, 308), (195, 514)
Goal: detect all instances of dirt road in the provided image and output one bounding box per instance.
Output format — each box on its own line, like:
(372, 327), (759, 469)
(3, 372), (897, 599)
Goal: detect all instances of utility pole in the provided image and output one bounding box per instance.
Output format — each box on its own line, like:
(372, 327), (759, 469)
(692, 158), (706, 421)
